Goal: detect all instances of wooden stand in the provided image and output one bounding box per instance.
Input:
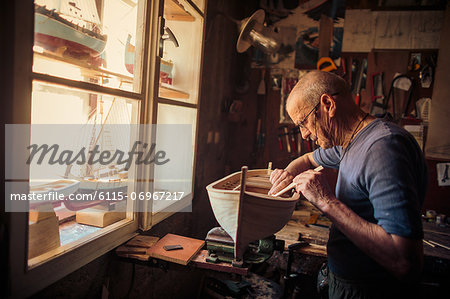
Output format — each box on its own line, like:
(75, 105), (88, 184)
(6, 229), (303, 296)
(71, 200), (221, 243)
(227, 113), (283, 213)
(28, 203), (60, 259)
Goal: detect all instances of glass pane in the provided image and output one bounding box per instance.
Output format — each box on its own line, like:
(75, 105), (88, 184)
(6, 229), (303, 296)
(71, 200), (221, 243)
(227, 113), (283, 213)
(33, 0), (144, 93)
(156, 103), (196, 148)
(27, 80), (140, 264)
(153, 103), (196, 212)
(191, 0), (205, 13)
(158, 0), (203, 104)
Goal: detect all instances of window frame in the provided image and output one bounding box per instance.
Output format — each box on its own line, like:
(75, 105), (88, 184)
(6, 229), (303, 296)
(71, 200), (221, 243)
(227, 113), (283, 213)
(139, 0), (205, 230)
(7, 0), (163, 297)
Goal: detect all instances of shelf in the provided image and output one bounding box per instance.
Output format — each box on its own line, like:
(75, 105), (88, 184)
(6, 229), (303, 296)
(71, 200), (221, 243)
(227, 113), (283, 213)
(159, 84), (190, 99)
(33, 51), (134, 85)
(165, 0), (195, 22)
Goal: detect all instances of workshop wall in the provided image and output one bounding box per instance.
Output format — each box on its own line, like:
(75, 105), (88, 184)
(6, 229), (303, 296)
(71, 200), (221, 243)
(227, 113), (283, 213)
(226, 2), (449, 216)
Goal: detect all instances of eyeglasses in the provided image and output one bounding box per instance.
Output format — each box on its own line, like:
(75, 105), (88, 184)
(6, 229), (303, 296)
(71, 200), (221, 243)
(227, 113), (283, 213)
(296, 93), (338, 129)
(296, 102), (320, 129)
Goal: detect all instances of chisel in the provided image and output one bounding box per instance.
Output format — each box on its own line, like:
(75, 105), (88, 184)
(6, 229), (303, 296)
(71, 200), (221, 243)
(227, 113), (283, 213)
(272, 165), (324, 197)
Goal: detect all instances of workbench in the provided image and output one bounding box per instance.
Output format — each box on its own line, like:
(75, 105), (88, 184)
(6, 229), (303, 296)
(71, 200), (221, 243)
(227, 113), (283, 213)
(276, 199), (450, 262)
(423, 221), (450, 261)
(113, 202), (449, 297)
(275, 199), (329, 257)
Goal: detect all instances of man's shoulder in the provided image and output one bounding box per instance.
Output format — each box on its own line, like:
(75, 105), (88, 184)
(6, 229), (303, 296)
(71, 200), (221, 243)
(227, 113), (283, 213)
(361, 118), (416, 148)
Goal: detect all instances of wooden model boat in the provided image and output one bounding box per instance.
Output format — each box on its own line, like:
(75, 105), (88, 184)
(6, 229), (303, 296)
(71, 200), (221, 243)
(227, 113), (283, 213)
(34, 0), (107, 65)
(29, 179), (80, 208)
(206, 166), (299, 264)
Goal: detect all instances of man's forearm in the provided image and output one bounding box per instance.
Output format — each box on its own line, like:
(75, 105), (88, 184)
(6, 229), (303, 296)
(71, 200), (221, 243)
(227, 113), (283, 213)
(322, 197), (423, 281)
(285, 152), (317, 176)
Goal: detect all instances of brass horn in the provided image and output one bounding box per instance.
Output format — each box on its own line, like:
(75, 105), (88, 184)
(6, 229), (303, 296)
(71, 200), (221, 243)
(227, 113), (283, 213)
(233, 9), (280, 54)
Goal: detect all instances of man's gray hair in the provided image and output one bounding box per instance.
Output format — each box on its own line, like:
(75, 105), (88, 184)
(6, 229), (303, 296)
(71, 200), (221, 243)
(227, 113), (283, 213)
(290, 71), (350, 108)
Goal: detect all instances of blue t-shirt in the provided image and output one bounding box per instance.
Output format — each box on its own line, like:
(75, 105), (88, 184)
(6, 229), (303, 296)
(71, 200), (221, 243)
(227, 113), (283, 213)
(312, 118), (428, 279)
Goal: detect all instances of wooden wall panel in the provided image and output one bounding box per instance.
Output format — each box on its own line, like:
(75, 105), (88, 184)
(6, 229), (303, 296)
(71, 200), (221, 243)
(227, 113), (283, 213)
(425, 5), (450, 160)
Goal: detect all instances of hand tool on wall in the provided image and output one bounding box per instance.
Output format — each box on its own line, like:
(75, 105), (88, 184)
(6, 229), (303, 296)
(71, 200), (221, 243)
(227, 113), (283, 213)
(316, 57), (337, 72)
(256, 119), (262, 148)
(278, 134), (284, 150)
(294, 127), (302, 156)
(385, 74), (413, 121)
(419, 53), (436, 88)
(283, 126), (291, 154)
(352, 58), (367, 106)
(370, 72), (385, 116)
(159, 18), (179, 58)
(257, 68), (266, 95)
(289, 128), (297, 154)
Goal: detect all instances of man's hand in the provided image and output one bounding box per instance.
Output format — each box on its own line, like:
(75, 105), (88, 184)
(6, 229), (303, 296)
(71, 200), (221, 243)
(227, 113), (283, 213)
(268, 169), (294, 196)
(293, 169), (334, 211)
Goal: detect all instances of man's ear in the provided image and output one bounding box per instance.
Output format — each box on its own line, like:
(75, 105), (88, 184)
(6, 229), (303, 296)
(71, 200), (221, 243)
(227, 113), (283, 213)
(320, 94), (336, 118)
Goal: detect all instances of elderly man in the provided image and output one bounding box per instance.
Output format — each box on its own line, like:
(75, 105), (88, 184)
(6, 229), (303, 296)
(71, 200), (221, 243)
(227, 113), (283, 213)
(269, 71), (427, 298)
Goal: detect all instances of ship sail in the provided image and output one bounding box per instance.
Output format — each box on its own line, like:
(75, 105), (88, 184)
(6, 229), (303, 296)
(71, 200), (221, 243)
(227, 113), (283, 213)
(35, 0), (102, 25)
(65, 96), (132, 192)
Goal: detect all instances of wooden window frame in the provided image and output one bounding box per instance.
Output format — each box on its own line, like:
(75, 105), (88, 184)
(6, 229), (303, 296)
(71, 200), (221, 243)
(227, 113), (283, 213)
(7, 0), (162, 297)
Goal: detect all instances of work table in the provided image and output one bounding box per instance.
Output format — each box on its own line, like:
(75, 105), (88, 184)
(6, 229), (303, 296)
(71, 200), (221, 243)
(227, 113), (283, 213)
(275, 200), (328, 257)
(423, 221), (450, 261)
(276, 200), (450, 262)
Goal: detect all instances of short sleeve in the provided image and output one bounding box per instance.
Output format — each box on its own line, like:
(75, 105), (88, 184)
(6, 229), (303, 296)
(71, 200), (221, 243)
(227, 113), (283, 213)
(362, 135), (424, 238)
(313, 146), (342, 169)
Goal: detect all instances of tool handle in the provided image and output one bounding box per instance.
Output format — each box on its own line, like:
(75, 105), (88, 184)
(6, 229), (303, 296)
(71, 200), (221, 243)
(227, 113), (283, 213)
(355, 94), (361, 106)
(273, 166), (324, 197)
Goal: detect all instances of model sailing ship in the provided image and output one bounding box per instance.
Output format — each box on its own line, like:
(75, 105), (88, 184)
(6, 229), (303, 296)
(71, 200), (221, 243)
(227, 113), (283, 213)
(64, 97), (131, 197)
(206, 166), (299, 264)
(34, 0), (107, 65)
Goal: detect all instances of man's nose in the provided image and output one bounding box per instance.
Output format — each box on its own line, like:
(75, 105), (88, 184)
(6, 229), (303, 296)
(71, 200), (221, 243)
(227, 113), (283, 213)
(300, 127), (311, 139)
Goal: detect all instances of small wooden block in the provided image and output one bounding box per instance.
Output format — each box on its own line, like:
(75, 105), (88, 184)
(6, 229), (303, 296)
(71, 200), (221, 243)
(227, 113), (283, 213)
(29, 203), (57, 222)
(116, 245), (148, 255)
(291, 210), (311, 224)
(28, 214), (60, 259)
(307, 214), (319, 225)
(146, 233), (205, 265)
(76, 208), (125, 227)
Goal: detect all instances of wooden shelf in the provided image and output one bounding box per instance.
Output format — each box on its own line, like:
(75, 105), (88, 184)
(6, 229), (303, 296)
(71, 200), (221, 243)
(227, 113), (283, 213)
(159, 84), (190, 99)
(34, 51), (134, 84)
(164, 0), (195, 22)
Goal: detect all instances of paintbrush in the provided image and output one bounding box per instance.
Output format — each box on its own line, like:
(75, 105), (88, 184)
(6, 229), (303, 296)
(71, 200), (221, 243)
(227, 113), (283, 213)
(272, 165), (324, 197)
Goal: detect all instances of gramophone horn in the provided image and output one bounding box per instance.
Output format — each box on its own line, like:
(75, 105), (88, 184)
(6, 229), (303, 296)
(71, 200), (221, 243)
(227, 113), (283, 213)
(235, 9), (280, 54)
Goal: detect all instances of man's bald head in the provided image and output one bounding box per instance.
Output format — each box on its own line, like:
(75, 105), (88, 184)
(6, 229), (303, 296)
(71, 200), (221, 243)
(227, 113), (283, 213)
(286, 71), (351, 115)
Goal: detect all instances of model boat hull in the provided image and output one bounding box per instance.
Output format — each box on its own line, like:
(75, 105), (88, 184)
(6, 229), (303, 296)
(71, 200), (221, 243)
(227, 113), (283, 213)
(206, 168), (299, 262)
(34, 6), (106, 60)
(29, 179), (80, 208)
